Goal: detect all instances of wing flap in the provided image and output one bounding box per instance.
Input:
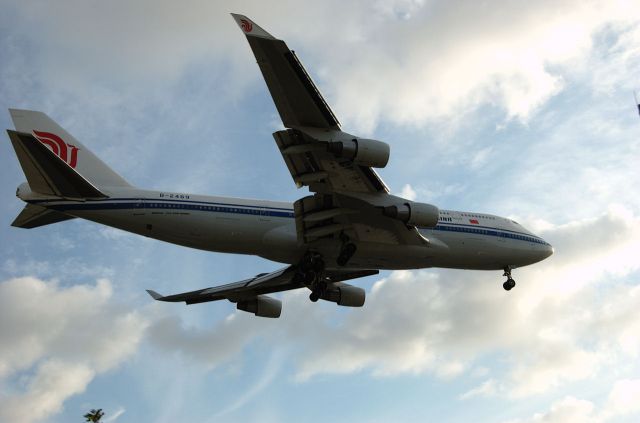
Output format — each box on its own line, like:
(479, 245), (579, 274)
(273, 129), (386, 193)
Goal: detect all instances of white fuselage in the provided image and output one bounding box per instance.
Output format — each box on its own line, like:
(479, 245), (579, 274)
(19, 185), (553, 271)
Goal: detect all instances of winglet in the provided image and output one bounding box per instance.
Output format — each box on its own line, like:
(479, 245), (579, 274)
(230, 13), (275, 39)
(146, 289), (164, 300)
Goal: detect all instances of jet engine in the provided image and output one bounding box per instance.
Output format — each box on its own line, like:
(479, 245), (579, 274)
(320, 283), (366, 307)
(383, 201), (439, 228)
(237, 295), (282, 318)
(327, 138), (390, 168)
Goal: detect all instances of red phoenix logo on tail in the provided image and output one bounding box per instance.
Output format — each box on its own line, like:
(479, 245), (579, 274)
(240, 19), (253, 33)
(33, 130), (79, 169)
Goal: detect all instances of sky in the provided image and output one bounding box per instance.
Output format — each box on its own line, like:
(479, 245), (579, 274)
(1, 0), (640, 422)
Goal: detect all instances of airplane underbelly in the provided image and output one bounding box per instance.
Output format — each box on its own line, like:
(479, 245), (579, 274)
(147, 211), (272, 254)
(70, 205), (149, 236)
(305, 237), (445, 270)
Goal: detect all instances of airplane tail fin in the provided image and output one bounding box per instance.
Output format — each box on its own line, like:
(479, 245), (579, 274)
(7, 109), (132, 199)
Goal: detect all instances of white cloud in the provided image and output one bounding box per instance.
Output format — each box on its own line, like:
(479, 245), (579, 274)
(2, 2), (640, 420)
(505, 378), (640, 423)
(399, 183), (417, 200)
(294, 210), (639, 389)
(0, 277), (147, 423)
(460, 379), (498, 400)
(373, 0), (426, 20)
(525, 205), (640, 300)
(1, 360), (96, 423)
(146, 311), (269, 369)
(325, 0), (640, 132)
(506, 396), (598, 423)
(3, 1), (638, 135)
(2, 257), (115, 281)
(469, 147), (494, 171)
(507, 344), (602, 398)
(145, 207), (640, 401)
(602, 379), (640, 418)
(1, 0), (232, 86)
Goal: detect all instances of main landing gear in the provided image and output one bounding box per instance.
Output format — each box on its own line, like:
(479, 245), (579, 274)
(502, 266), (516, 291)
(308, 281), (327, 302)
(299, 237), (358, 303)
(298, 252), (327, 302)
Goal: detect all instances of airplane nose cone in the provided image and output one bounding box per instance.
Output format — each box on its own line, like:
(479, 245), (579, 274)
(542, 243), (554, 259)
(527, 242), (553, 265)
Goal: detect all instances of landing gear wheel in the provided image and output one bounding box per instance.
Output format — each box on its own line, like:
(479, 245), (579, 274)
(309, 280), (327, 303)
(503, 278), (516, 291)
(502, 266), (516, 291)
(337, 243), (357, 266)
(300, 252), (327, 302)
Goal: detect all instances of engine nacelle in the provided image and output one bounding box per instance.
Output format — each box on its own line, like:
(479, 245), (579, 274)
(327, 138), (390, 168)
(320, 283), (366, 307)
(237, 295), (282, 318)
(383, 201), (439, 228)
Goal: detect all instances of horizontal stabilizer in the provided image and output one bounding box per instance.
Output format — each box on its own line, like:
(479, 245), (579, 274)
(146, 290), (164, 300)
(8, 130), (107, 199)
(11, 204), (76, 229)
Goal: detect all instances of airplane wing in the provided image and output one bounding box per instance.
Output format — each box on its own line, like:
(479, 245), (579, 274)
(233, 14), (433, 249)
(146, 265), (378, 316)
(231, 13), (340, 129)
(147, 266), (300, 304)
(231, 13), (387, 194)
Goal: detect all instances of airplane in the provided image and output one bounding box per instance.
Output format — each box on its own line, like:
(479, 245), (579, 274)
(6, 14), (553, 318)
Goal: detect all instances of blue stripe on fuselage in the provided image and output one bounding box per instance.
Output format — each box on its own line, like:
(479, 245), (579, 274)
(31, 199), (548, 245)
(428, 224), (549, 245)
(39, 199), (296, 219)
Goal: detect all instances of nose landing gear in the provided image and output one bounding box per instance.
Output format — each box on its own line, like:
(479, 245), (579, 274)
(502, 266), (516, 291)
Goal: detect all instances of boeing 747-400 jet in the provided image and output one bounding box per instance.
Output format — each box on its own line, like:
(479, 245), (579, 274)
(6, 14), (553, 318)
